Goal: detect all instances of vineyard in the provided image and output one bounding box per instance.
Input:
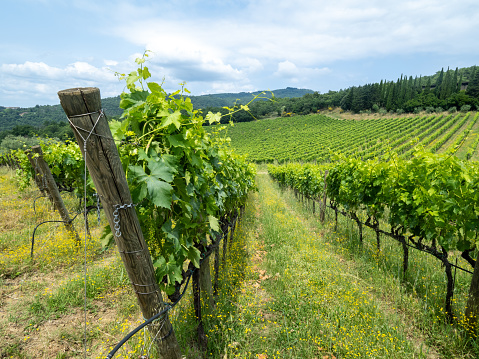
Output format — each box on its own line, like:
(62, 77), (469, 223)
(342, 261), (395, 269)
(2, 67), (479, 357)
(223, 111), (479, 163)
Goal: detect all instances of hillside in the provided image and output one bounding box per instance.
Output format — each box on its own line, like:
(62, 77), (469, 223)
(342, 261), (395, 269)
(222, 110), (479, 163)
(0, 87), (313, 133)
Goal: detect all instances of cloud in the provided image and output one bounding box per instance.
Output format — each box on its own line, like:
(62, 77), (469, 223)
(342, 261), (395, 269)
(105, 0), (479, 87)
(274, 61), (331, 86)
(0, 60), (123, 106)
(275, 61), (299, 79)
(1, 61), (117, 82)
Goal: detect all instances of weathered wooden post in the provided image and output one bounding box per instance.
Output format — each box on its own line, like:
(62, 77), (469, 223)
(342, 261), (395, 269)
(57, 87), (182, 358)
(25, 149), (49, 198)
(199, 254), (215, 310)
(465, 253), (479, 330)
(31, 145), (81, 243)
(320, 170), (328, 223)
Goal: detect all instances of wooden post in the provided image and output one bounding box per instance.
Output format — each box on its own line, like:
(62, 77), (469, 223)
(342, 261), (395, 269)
(25, 149), (48, 198)
(320, 170), (328, 223)
(31, 146), (81, 243)
(57, 87), (182, 358)
(199, 254), (215, 310)
(465, 252), (479, 330)
(193, 268), (207, 350)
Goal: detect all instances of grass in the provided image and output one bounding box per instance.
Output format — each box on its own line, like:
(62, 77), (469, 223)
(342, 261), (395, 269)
(2, 165), (479, 358)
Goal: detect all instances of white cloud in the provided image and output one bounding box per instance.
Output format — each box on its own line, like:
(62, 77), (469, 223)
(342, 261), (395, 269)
(0, 60), (123, 106)
(104, 60), (118, 66)
(1, 61), (116, 82)
(275, 61), (299, 79)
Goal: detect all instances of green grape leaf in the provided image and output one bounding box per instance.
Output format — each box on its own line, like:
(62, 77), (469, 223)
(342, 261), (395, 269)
(147, 82), (163, 94)
(147, 160), (176, 183)
(153, 254), (183, 286)
(187, 246), (201, 268)
(161, 111), (182, 130)
(129, 165), (173, 208)
(168, 134), (188, 148)
(147, 178), (173, 209)
(206, 112), (221, 124)
(208, 215), (220, 232)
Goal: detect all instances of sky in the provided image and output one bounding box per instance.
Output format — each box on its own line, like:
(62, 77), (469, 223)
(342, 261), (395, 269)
(1, 0), (479, 108)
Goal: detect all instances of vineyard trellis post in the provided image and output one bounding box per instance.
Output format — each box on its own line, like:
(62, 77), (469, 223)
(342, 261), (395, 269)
(25, 149), (49, 200)
(31, 145), (81, 243)
(199, 244), (215, 310)
(465, 252), (479, 330)
(57, 87), (182, 359)
(320, 170), (328, 223)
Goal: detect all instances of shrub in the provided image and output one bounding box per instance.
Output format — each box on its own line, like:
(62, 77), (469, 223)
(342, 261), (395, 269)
(413, 107), (423, 114)
(460, 105), (471, 112)
(425, 106), (435, 113)
(372, 104), (379, 113)
(378, 108), (388, 115)
(396, 108), (405, 115)
(448, 106), (457, 113)
(435, 107), (444, 113)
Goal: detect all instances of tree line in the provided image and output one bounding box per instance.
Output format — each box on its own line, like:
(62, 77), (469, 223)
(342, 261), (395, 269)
(340, 66), (479, 114)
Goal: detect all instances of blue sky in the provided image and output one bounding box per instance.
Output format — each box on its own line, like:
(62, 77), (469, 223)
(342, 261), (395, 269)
(1, 0), (478, 107)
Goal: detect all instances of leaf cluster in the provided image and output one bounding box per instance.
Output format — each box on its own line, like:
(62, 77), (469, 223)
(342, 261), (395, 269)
(111, 55), (255, 294)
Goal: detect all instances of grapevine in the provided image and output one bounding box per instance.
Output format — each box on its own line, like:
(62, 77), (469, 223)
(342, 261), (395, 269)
(110, 54), (255, 295)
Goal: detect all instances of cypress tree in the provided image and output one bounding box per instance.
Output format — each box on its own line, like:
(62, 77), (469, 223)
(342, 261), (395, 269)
(435, 68), (444, 97)
(379, 80), (385, 106)
(466, 66), (479, 98)
(457, 72), (464, 92)
(452, 67), (459, 94)
(417, 75), (423, 95)
(405, 75), (414, 102)
(440, 67), (451, 99)
(424, 77), (432, 95)
(386, 82), (395, 110)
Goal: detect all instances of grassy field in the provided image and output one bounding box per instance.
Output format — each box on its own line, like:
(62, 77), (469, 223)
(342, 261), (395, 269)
(1, 165), (478, 358)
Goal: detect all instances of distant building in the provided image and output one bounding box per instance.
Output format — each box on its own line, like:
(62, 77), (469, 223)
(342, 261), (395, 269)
(421, 82), (469, 91)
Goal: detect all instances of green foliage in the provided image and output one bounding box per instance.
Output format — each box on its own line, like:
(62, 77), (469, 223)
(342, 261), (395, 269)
(12, 138), (92, 200)
(0, 135), (40, 154)
(269, 149), (479, 253)
(112, 55), (256, 294)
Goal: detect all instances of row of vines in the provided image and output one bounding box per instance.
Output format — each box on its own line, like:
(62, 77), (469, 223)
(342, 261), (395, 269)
(225, 111), (479, 163)
(268, 150), (479, 329)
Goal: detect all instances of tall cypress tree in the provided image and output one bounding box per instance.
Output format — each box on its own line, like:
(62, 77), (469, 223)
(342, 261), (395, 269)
(435, 68), (444, 97)
(417, 75), (423, 95)
(386, 82), (395, 110)
(457, 71), (464, 92)
(424, 77), (432, 95)
(405, 75), (414, 102)
(466, 66), (479, 98)
(452, 67), (459, 94)
(440, 67), (451, 99)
